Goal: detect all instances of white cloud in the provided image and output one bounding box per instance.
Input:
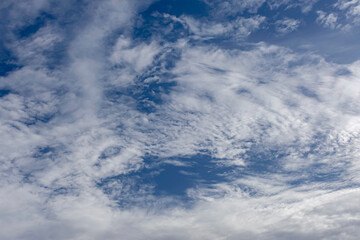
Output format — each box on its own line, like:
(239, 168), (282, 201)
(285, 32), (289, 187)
(275, 18), (301, 33)
(269, 0), (320, 13)
(1, 0), (360, 239)
(203, 0), (320, 16)
(11, 26), (64, 67)
(1, 179), (360, 240)
(183, 15), (265, 39)
(2, 37), (360, 238)
(326, 0), (360, 29)
(316, 10), (339, 29)
(336, 0), (360, 18)
(110, 36), (161, 72)
(202, 0), (266, 16)
(0, 0), (49, 28)
(161, 13), (265, 40)
(154, 43), (360, 163)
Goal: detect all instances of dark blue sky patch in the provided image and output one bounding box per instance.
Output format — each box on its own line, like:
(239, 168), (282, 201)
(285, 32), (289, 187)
(0, 60), (20, 76)
(151, 155), (233, 196)
(97, 154), (236, 206)
(16, 12), (55, 39)
(0, 63), (19, 76)
(0, 89), (11, 98)
(0, 45), (21, 76)
(142, 0), (208, 18)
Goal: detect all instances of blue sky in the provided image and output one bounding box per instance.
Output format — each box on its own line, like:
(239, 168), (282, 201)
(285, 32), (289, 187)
(1, 0), (360, 239)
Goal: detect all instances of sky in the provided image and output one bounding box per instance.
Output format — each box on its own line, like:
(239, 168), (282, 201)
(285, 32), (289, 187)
(1, 0), (360, 239)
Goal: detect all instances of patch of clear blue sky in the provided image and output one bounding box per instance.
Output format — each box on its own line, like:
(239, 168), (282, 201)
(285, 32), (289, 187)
(0, 89), (11, 98)
(97, 154), (237, 206)
(143, 0), (209, 17)
(0, 44), (21, 76)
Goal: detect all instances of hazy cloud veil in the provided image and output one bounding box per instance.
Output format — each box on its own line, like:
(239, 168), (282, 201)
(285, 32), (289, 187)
(1, 0), (360, 239)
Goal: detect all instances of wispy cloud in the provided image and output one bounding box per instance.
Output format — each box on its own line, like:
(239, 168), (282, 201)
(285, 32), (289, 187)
(336, 0), (360, 24)
(275, 18), (301, 33)
(317, 10), (339, 29)
(160, 13), (265, 40)
(316, 0), (360, 30)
